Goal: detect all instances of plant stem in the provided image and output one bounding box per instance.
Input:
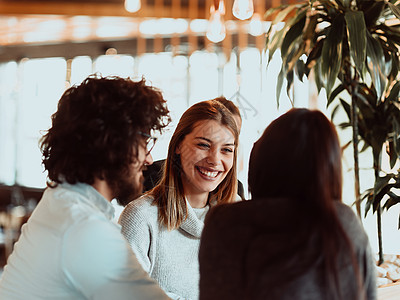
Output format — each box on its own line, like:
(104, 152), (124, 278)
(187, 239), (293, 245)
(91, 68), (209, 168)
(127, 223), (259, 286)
(349, 68), (362, 220)
(351, 96), (362, 219)
(377, 203), (384, 265)
(373, 150), (384, 265)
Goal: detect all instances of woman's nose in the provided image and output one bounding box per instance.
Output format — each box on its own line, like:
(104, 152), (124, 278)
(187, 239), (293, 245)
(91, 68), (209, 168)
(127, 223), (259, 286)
(206, 149), (220, 165)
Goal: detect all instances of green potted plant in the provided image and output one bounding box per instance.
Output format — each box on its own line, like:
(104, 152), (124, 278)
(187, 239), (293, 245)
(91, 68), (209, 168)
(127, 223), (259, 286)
(264, 0), (400, 264)
(337, 80), (400, 264)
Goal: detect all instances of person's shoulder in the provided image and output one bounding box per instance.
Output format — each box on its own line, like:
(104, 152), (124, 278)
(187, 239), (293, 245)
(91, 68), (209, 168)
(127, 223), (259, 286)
(143, 159), (165, 175)
(43, 184), (105, 223)
(209, 198), (270, 217)
(152, 159), (166, 168)
(206, 200), (256, 229)
(120, 194), (157, 220)
(125, 194), (156, 210)
(237, 179), (245, 200)
(206, 198), (300, 230)
(143, 159), (165, 192)
(334, 202), (360, 225)
(334, 201), (369, 245)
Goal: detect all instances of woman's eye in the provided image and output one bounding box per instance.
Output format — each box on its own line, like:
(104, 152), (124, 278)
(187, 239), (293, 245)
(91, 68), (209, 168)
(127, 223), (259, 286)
(222, 148), (233, 153)
(197, 143), (210, 149)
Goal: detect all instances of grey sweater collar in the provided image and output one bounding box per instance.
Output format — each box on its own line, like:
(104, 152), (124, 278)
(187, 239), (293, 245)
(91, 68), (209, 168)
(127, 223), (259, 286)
(180, 203), (210, 238)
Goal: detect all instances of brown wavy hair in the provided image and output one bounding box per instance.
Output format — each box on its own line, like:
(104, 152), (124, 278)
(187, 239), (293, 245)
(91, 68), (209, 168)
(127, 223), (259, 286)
(213, 97), (241, 122)
(40, 75), (170, 190)
(248, 108), (362, 299)
(151, 100), (239, 230)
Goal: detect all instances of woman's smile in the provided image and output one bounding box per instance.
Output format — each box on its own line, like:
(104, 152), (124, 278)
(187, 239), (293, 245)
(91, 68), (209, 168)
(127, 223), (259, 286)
(195, 166), (222, 180)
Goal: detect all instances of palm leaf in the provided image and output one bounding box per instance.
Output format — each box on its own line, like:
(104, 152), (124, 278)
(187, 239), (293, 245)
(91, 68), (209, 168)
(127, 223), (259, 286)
(287, 41), (306, 72)
(295, 59), (307, 81)
(340, 98), (351, 120)
(386, 81), (400, 103)
(314, 63), (323, 93)
(360, 140), (370, 152)
(388, 52), (400, 82)
(388, 2), (400, 20)
(360, 0), (386, 27)
(276, 67), (286, 107)
(345, 11), (367, 78)
(286, 70), (294, 104)
(362, 189), (374, 217)
(264, 5), (288, 20)
(328, 84), (345, 107)
(387, 141), (398, 168)
(267, 4), (302, 25)
(374, 174), (394, 197)
(321, 15), (344, 98)
(383, 192), (400, 210)
(366, 33), (386, 101)
(331, 103), (341, 121)
(267, 27), (287, 64)
(305, 39), (324, 68)
(281, 11), (306, 58)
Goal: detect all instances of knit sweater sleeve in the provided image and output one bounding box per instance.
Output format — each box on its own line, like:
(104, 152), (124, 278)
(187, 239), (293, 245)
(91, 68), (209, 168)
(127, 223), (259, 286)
(118, 197), (156, 274)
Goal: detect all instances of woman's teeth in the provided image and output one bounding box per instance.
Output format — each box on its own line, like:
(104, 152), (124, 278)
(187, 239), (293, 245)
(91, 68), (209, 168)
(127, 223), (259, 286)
(197, 167), (219, 178)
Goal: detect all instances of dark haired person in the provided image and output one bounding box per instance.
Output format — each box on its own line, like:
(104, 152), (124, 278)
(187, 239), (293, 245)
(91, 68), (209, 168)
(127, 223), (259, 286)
(199, 108), (376, 300)
(119, 100), (239, 299)
(143, 97), (245, 200)
(0, 75), (171, 299)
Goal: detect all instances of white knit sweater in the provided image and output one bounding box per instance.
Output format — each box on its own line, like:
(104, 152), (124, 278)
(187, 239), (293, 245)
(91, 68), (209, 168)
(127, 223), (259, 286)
(119, 195), (209, 300)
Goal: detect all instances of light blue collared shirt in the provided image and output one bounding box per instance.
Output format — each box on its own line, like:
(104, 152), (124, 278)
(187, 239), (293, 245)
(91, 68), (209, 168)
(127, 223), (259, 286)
(0, 182), (169, 300)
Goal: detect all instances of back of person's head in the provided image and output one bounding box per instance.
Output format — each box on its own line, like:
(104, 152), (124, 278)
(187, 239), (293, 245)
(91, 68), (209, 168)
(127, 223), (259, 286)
(248, 108), (361, 299)
(249, 108), (342, 209)
(153, 99), (239, 230)
(40, 75), (170, 189)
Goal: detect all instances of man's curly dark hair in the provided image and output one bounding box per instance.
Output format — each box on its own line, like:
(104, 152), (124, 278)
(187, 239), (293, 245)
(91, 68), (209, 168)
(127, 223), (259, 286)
(40, 75), (170, 191)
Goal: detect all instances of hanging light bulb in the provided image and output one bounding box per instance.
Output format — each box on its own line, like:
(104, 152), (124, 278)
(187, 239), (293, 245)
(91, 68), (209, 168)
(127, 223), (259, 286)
(206, 0), (226, 43)
(125, 0), (141, 13)
(206, 9), (226, 43)
(232, 0), (254, 20)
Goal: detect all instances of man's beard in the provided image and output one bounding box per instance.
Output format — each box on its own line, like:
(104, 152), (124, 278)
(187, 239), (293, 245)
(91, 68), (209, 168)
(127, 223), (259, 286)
(114, 173), (144, 207)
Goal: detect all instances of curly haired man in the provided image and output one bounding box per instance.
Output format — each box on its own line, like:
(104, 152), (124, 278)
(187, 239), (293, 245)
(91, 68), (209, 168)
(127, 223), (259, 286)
(0, 75), (171, 300)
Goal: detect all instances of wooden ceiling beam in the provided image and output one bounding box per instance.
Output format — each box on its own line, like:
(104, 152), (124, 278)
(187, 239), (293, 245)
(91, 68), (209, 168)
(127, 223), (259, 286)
(0, 1), (207, 19)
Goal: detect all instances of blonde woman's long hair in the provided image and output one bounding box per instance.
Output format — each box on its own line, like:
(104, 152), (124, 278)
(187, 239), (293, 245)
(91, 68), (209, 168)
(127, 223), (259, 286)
(150, 100), (239, 230)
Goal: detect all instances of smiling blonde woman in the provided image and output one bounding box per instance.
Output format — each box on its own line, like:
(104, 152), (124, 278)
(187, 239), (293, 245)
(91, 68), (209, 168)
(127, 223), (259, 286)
(118, 100), (239, 300)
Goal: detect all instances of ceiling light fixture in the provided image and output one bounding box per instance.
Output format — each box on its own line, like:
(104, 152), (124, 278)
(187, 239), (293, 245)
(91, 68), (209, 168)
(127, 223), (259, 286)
(232, 0), (254, 20)
(206, 0), (226, 43)
(125, 0), (141, 13)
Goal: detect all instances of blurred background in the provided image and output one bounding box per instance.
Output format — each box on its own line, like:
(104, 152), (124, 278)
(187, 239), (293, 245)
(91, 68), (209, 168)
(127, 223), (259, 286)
(0, 0), (398, 267)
